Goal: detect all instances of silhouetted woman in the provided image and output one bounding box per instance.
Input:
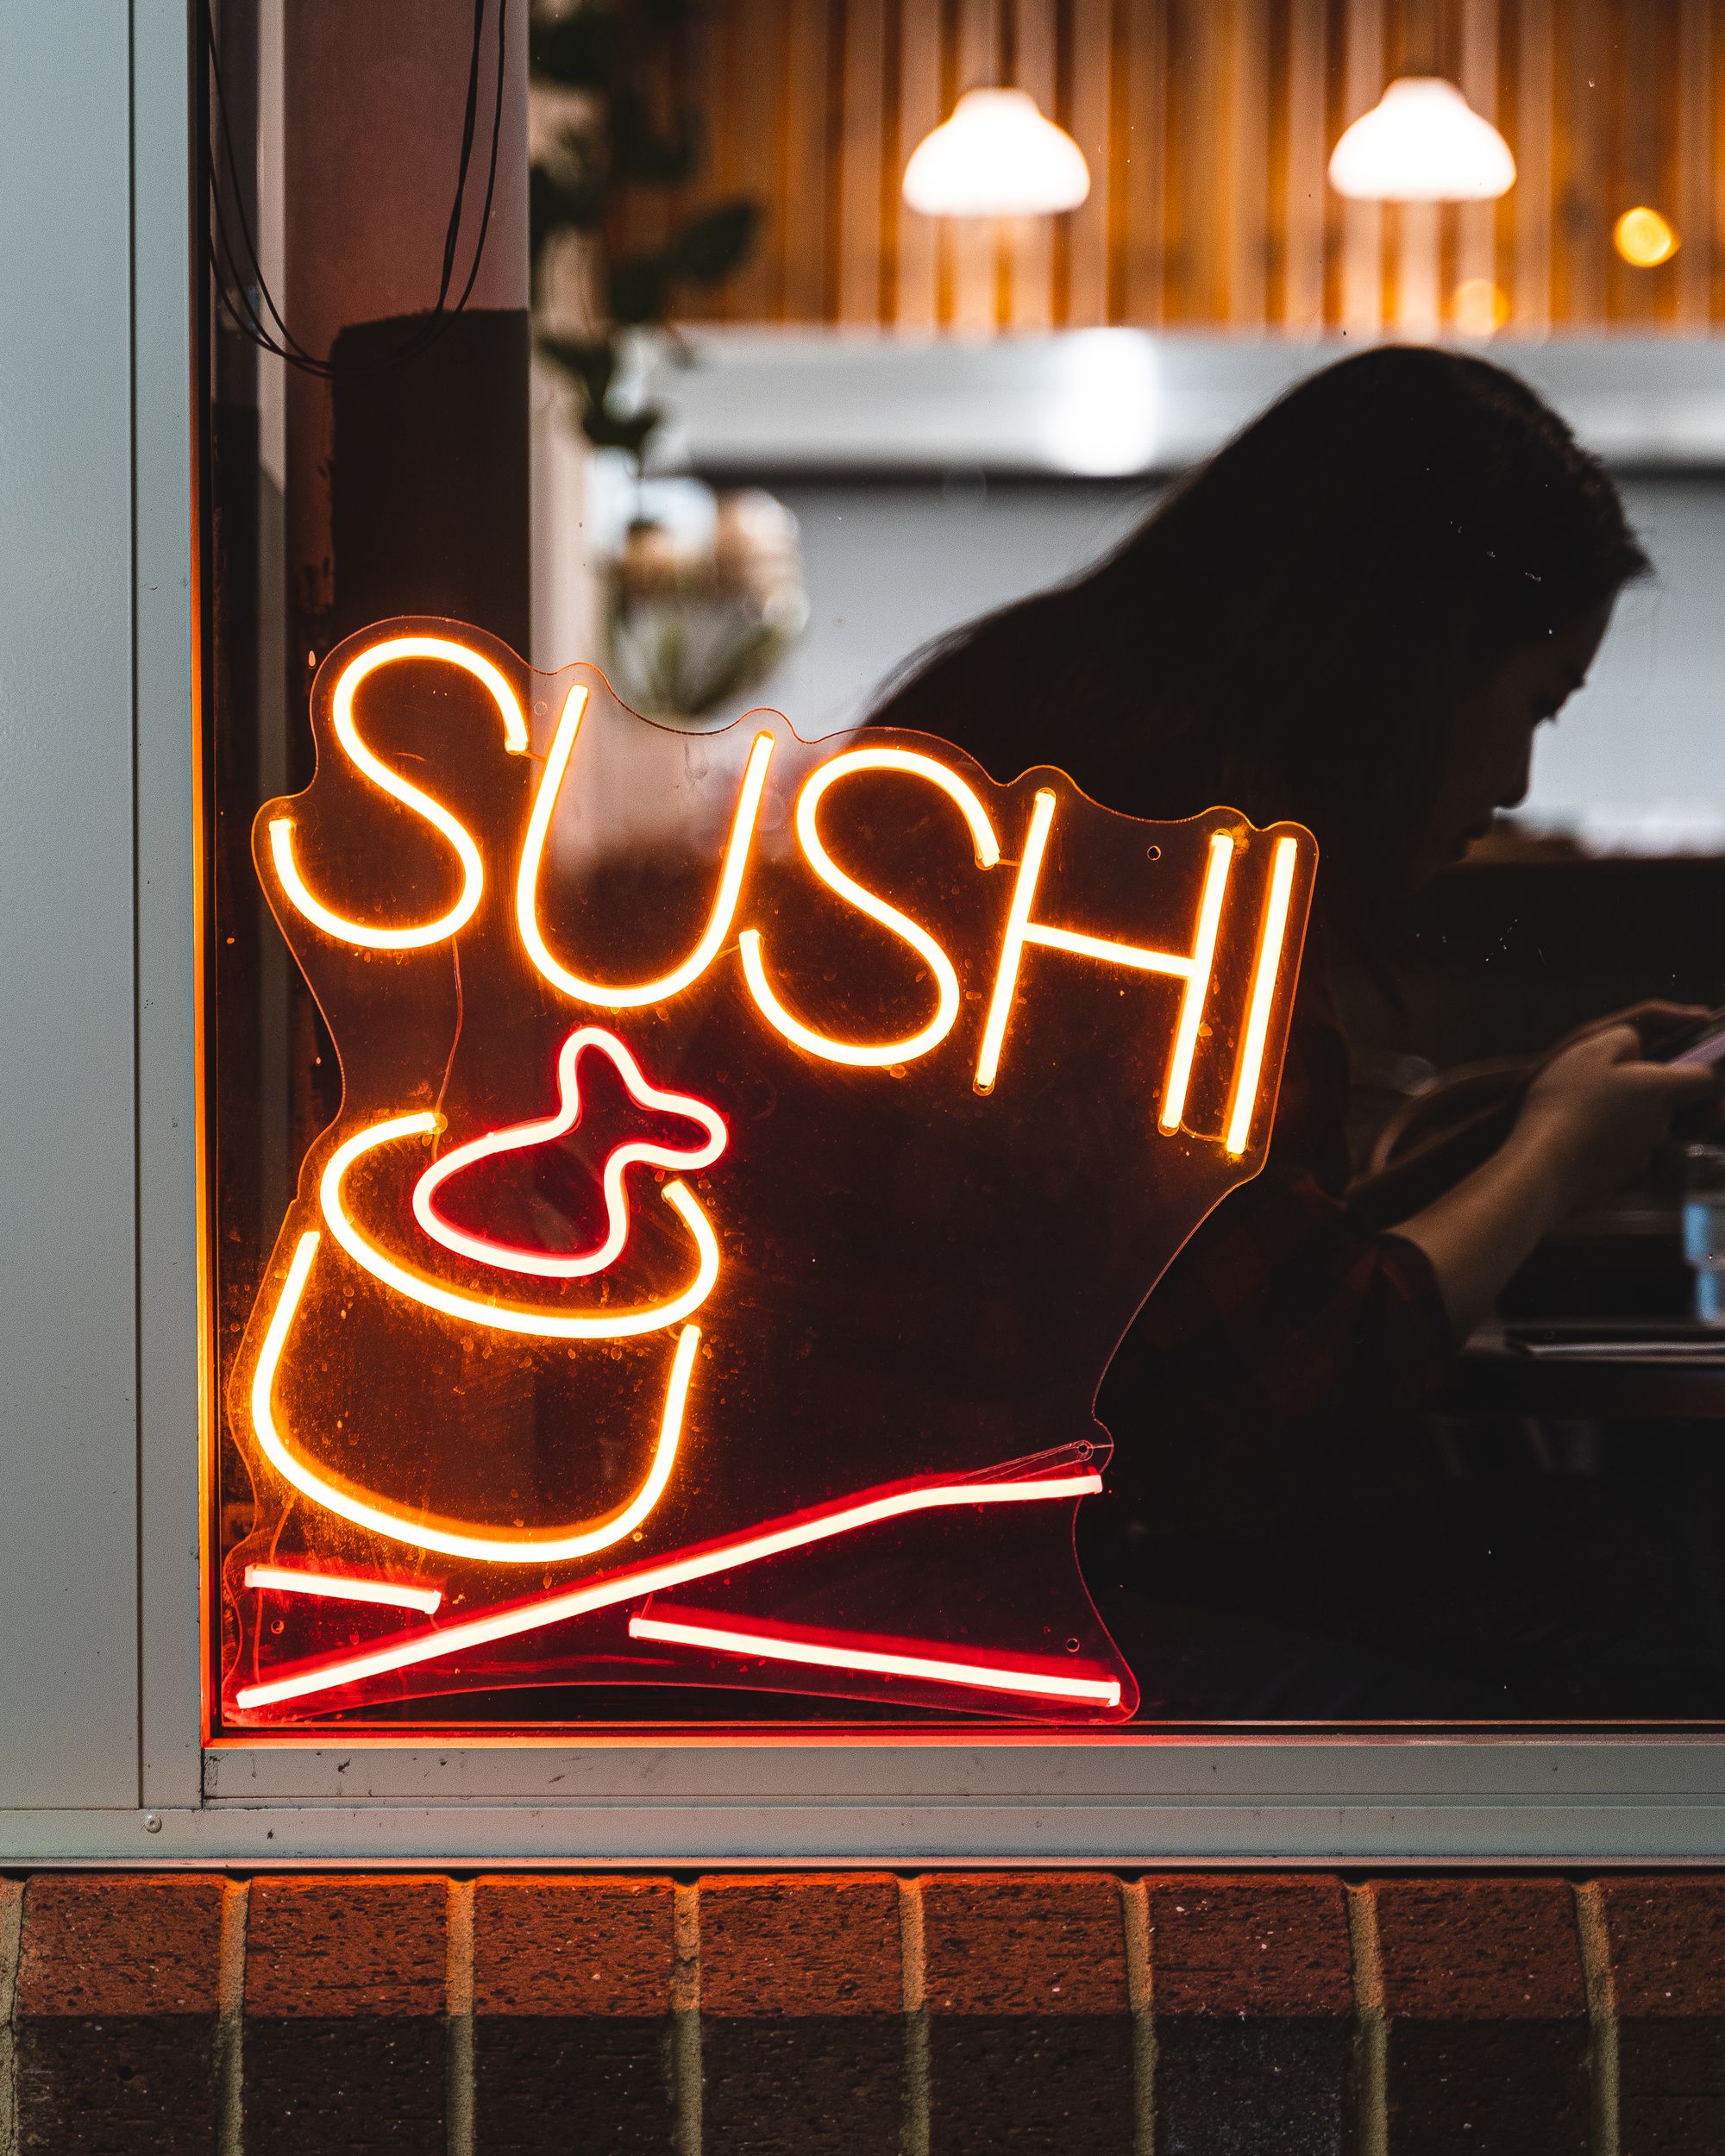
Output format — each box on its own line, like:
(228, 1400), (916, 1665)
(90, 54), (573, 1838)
(869, 348), (1719, 1714)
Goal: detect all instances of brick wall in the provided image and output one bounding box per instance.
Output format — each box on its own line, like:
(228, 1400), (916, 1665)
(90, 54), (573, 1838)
(2, 1871), (1722, 2153)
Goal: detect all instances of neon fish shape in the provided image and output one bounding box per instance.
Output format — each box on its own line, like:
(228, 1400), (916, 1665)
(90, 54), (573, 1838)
(412, 1026), (728, 1280)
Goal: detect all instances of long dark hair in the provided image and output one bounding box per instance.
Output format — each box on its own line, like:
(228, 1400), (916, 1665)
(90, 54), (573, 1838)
(868, 348), (1647, 894)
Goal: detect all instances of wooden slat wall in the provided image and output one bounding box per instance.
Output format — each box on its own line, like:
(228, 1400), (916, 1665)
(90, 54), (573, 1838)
(671, 0), (1725, 332)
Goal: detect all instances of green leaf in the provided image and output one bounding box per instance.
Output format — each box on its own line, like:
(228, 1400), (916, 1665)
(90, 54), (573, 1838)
(529, 162), (608, 273)
(536, 335), (620, 411)
(665, 198), (760, 285)
(607, 251), (673, 327)
(580, 403), (664, 458)
(529, 4), (620, 91)
(610, 87), (699, 187)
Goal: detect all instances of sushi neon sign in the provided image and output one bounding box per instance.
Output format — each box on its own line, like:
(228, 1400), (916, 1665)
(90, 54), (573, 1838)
(220, 620), (1314, 1730)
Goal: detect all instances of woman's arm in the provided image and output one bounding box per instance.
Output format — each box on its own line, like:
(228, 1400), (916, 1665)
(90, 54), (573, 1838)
(1396, 1024), (1719, 1341)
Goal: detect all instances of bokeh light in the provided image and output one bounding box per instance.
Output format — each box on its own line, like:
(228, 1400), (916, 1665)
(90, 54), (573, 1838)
(1614, 206), (1679, 266)
(1452, 277), (1510, 335)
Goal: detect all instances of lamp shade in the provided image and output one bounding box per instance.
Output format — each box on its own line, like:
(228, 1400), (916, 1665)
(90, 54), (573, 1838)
(1328, 77), (1515, 202)
(902, 88), (1091, 217)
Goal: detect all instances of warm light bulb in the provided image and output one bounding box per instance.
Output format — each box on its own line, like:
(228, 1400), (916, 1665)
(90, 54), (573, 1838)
(1452, 276), (1509, 336)
(1615, 206), (1678, 267)
(902, 88), (1091, 217)
(1328, 77), (1515, 202)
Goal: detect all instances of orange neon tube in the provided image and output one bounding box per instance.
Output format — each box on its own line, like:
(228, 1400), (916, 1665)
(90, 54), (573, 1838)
(242, 1564), (443, 1616)
(320, 1113), (720, 1336)
(740, 746), (1000, 1068)
(249, 1232), (700, 1563)
(1156, 830), (1236, 1134)
(1224, 835), (1299, 1156)
(233, 1463), (1104, 1711)
(517, 686), (776, 1008)
(412, 1027), (726, 1280)
(629, 1607), (1123, 1707)
(269, 634), (530, 951)
(974, 789), (1058, 1097)
(974, 792), (1235, 1136)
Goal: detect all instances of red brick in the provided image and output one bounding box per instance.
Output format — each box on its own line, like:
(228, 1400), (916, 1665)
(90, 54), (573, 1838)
(1596, 1874), (1725, 2155)
(1145, 1875), (1355, 2156)
(922, 1872), (1132, 2155)
(699, 1873), (903, 2156)
(1371, 1877), (1588, 2156)
(17, 1873), (225, 2017)
(15, 1873), (226, 2156)
(243, 1876), (448, 2155)
(471, 1877), (674, 2155)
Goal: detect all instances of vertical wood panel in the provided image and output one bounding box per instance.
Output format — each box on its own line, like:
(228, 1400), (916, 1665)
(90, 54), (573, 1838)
(1009, 0), (1058, 326)
(1710, 0), (1725, 320)
(1396, 201), (1440, 333)
(1509, 0), (1552, 329)
(1339, 0), (1384, 332)
(1283, 0), (1328, 331)
(837, 0), (889, 323)
(671, 0), (1725, 334)
(1221, 0), (1270, 326)
(1165, 0), (1227, 323)
(719, 0), (787, 321)
(1455, 0), (1499, 325)
(781, 0), (835, 321)
(1118, 0), (1168, 323)
(951, 0), (1001, 331)
(895, 0), (944, 328)
(1553, 0), (1609, 323)
(1065, 0), (1114, 323)
(1678, 0), (1711, 326)
(1614, 0), (1668, 328)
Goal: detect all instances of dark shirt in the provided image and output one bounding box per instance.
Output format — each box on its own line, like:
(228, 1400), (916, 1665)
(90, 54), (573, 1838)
(1098, 932), (1455, 1526)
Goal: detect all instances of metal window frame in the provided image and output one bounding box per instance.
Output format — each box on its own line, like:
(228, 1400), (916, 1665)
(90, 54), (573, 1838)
(5, 0), (1725, 1869)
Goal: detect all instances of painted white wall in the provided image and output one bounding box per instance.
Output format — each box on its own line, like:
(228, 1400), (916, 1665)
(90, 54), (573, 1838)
(1532, 479), (1725, 846)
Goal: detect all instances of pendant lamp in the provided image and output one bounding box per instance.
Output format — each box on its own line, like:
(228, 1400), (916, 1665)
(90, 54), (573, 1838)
(1328, 77), (1515, 202)
(902, 89), (1091, 218)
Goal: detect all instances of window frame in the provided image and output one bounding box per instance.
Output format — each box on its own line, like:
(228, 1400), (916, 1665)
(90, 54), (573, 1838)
(6, 0), (1725, 1870)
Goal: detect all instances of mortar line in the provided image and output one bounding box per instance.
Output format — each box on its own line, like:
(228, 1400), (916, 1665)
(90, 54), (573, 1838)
(1573, 1881), (1621, 2156)
(1345, 1884), (1387, 2156)
(0, 1880), (22, 2156)
(672, 1881), (702, 2156)
(898, 1876), (929, 2156)
(215, 1878), (247, 2156)
(1120, 1878), (1154, 2156)
(446, 1879), (474, 2156)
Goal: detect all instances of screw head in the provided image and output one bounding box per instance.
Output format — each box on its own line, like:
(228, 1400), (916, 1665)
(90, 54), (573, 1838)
(142, 1811), (163, 1833)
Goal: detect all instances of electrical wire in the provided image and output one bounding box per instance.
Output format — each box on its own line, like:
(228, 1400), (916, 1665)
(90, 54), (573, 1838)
(206, 0), (501, 373)
(204, 0), (507, 379)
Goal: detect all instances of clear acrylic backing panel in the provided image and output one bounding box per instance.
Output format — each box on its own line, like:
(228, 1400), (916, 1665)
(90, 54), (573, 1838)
(214, 618), (1315, 1733)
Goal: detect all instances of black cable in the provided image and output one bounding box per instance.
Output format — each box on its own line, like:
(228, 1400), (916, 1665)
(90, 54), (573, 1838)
(208, 0), (500, 377)
(205, 0), (493, 374)
(204, 0), (324, 363)
(448, 0), (508, 317)
(204, 0), (506, 380)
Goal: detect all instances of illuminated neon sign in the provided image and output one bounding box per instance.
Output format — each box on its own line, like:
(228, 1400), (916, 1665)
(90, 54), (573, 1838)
(217, 617), (1314, 1730)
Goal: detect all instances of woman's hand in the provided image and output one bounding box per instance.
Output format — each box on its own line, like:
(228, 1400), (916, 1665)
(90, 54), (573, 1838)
(1514, 1023), (1720, 1217)
(1400, 1028), (1718, 1341)
(1548, 1000), (1710, 1059)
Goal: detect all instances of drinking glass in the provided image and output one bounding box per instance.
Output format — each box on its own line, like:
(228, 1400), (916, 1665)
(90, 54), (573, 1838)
(1682, 1143), (1725, 1325)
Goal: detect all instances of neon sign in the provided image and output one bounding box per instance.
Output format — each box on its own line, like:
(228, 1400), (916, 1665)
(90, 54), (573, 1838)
(217, 617), (1314, 1730)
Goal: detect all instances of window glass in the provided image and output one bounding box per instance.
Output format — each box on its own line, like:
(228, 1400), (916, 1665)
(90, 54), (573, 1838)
(206, 1), (1725, 1736)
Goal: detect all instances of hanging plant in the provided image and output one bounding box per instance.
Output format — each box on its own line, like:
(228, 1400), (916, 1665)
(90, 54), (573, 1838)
(529, 0), (762, 467)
